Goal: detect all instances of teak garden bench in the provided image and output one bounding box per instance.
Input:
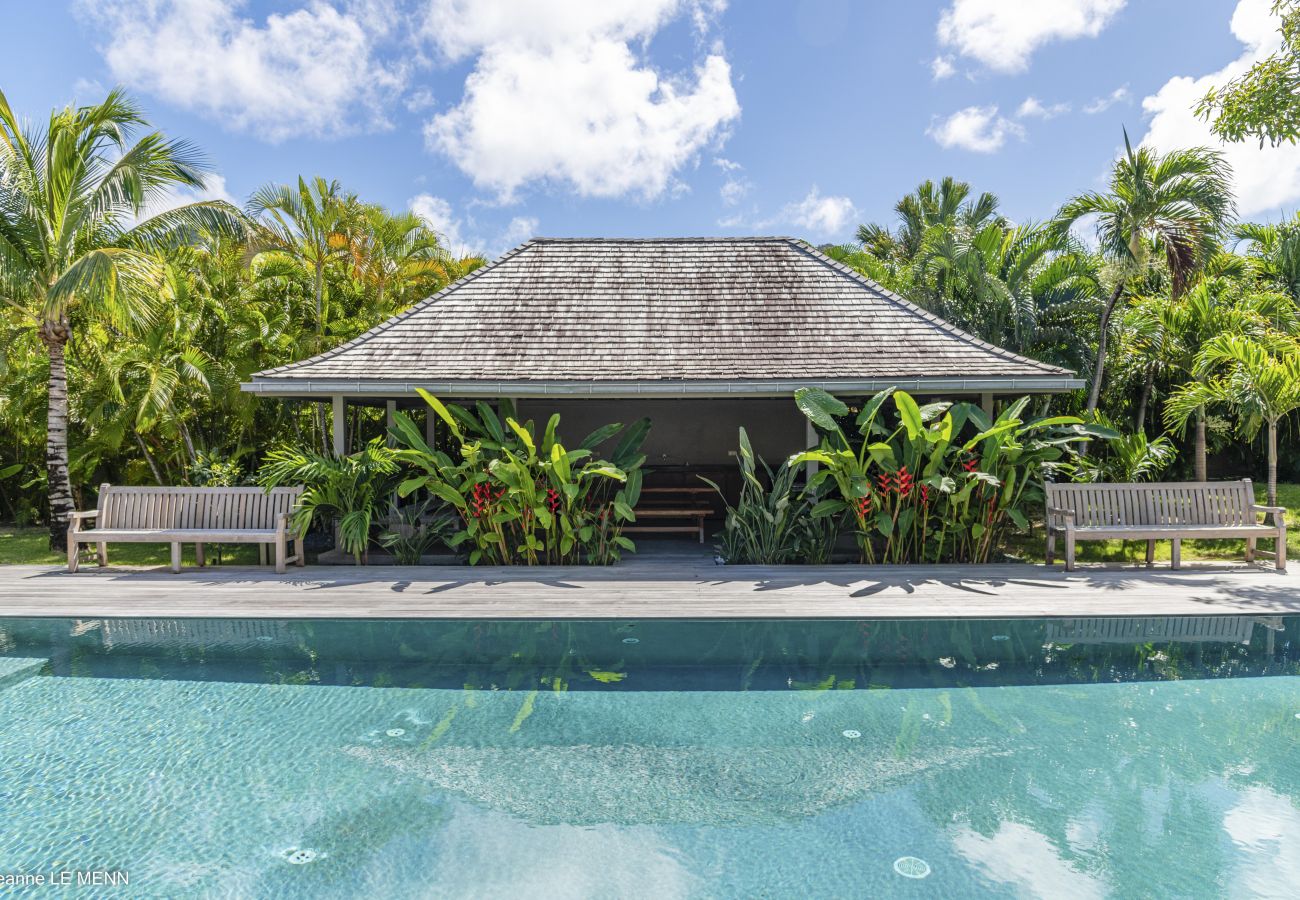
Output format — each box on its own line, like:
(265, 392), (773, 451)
(1044, 479), (1286, 572)
(67, 485), (306, 574)
(627, 486), (715, 543)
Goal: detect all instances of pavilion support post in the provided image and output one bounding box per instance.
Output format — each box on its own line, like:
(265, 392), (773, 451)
(331, 395), (346, 457)
(385, 400), (397, 447)
(980, 393), (995, 418)
(425, 407), (437, 450)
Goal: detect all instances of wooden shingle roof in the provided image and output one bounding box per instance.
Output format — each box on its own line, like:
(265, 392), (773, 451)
(245, 237), (1081, 398)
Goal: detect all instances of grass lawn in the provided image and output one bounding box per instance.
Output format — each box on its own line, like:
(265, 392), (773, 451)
(2, 483), (1296, 568)
(0, 529), (267, 567)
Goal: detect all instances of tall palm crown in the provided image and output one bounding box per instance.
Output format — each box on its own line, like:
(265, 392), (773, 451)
(1053, 132), (1235, 417)
(859, 176), (1003, 264)
(0, 87), (242, 548)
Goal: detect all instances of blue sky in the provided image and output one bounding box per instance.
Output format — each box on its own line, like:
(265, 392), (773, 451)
(3, 0), (1296, 256)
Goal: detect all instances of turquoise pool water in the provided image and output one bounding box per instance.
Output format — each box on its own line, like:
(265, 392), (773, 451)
(1, 615), (1298, 898)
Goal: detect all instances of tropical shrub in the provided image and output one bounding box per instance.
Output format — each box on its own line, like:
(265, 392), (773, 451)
(378, 499), (455, 565)
(258, 438), (402, 565)
(703, 427), (840, 564)
(390, 391), (648, 565)
(791, 387), (1109, 563)
(1061, 413), (1176, 483)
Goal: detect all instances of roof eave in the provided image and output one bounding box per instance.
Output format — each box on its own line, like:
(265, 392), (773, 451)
(240, 375), (1086, 400)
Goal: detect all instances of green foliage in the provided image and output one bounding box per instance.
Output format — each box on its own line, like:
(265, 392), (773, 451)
(258, 439), (402, 564)
(389, 393), (649, 565)
(378, 499), (455, 565)
(792, 388), (1113, 563)
(1060, 414), (1176, 483)
(704, 427), (839, 565)
(1198, 1), (1300, 147)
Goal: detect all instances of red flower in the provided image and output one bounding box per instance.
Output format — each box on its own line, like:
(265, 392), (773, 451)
(876, 472), (893, 494)
(920, 484), (931, 504)
(962, 456), (980, 473)
(857, 495), (873, 517)
(546, 487), (561, 514)
(896, 465), (913, 498)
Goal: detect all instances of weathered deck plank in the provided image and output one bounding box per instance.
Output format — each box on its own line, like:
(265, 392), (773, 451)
(0, 562), (1295, 620)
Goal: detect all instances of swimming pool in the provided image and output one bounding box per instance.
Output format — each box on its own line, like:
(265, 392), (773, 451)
(1, 615), (1297, 897)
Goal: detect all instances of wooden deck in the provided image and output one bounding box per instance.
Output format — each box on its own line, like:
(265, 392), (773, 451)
(0, 561), (1296, 620)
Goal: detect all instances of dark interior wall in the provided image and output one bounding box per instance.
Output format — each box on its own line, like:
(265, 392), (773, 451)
(513, 398), (809, 466)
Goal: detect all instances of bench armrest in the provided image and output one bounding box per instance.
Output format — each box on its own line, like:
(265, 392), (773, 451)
(1252, 505), (1287, 525)
(69, 510), (99, 521)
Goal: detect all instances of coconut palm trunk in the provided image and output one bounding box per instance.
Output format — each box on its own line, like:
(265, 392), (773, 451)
(1087, 280), (1126, 414)
(40, 320), (75, 550)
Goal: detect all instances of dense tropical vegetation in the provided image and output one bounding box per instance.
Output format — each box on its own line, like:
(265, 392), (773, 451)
(4, 72), (1300, 565)
(0, 89), (482, 547)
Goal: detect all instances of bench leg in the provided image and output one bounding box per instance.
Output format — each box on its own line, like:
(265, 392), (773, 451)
(1146, 540), (1155, 566)
(195, 543), (206, 568)
(1277, 527), (1287, 572)
(275, 532), (287, 575)
(1245, 537), (1256, 563)
(258, 544), (268, 566)
(1045, 531), (1055, 565)
(97, 543), (108, 567)
(170, 542), (182, 574)
(1170, 538), (1181, 570)
(1064, 532), (1075, 572)
(294, 537), (305, 567)
(67, 537), (79, 574)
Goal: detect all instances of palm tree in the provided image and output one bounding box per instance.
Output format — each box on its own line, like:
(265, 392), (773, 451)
(1234, 215), (1300, 302)
(913, 220), (1099, 364)
(859, 176), (1003, 264)
(347, 207), (456, 316)
(0, 88), (241, 548)
(1054, 132), (1235, 417)
(249, 177), (362, 451)
(1166, 332), (1300, 506)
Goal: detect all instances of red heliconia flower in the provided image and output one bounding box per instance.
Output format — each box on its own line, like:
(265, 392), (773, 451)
(546, 487), (561, 513)
(857, 495), (873, 517)
(962, 456), (980, 473)
(920, 484), (931, 504)
(896, 465), (914, 498)
(876, 472), (893, 494)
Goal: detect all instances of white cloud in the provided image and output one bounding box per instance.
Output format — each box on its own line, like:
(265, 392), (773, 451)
(778, 187), (857, 236)
(1140, 0), (1300, 216)
(927, 105), (1023, 153)
(1017, 96), (1070, 119)
(718, 186), (858, 238)
(410, 194), (539, 257)
(937, 0), (1126, 73)
(421, 0), (740, 202)
(410, 194), (464, 249)
(1083, 85), (1131, 114)
(79, 0), (406, 142)
(714, 157), (750, 205)
(931, 55), (957, 80)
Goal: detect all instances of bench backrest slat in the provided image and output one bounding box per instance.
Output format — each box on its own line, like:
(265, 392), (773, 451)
(97, 486), (303, 530)
(1045, 480), (1254, 527)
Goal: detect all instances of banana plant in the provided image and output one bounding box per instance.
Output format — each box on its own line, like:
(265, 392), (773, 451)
(389, 390), (648, 565)
(792, 387), (1112, 563)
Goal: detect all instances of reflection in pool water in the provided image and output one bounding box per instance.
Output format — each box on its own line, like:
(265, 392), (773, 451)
(0, 615), (1297, 897)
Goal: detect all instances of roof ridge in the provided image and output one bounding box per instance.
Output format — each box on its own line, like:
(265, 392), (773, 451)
(251, 238), (539, 379)
(528, 236), (794, 243)
(784, 238), (1072, 377)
